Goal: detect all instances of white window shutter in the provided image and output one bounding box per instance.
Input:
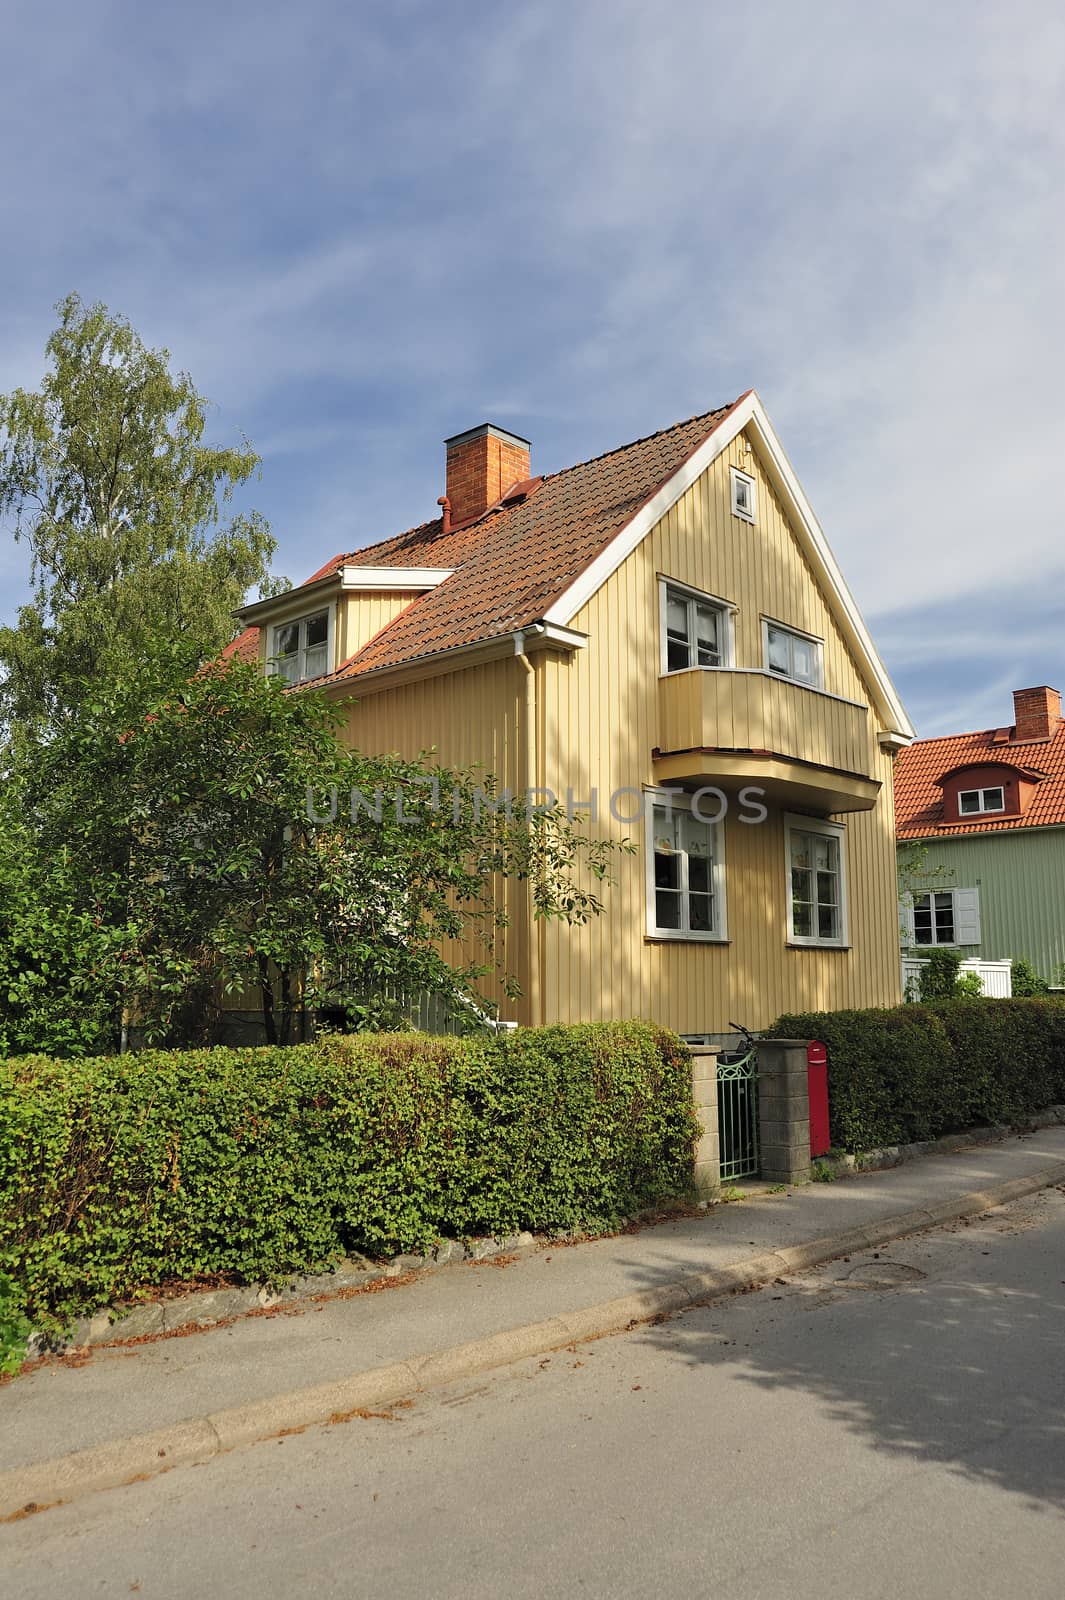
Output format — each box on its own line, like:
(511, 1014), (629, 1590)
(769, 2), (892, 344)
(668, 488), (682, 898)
(898, 895), (916, 946)
(953, 888), (982, 946)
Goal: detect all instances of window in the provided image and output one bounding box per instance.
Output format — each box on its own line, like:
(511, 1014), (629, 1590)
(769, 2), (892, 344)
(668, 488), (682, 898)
(660, 582), (733, 673)
(731, 467), (756, 523)
(269, 609), (331, 684)
(903, 887), (981, 947)
(763, 620), (823, 688)
(913, 891), (956, 945)
(785, 816), (847, 946)
(646, 797), (727, 940)
(958, 787), (1005, 815)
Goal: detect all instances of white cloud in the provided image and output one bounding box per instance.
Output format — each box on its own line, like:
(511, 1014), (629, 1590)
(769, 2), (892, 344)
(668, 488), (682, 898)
(1, 0), (1063, 734)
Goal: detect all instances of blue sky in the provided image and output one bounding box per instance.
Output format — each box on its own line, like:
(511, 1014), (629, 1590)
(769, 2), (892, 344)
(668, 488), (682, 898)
(1, 0), (1062, 736)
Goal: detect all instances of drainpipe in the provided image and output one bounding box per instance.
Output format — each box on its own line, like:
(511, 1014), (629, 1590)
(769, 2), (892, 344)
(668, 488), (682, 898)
(514, 627), (544, 1028)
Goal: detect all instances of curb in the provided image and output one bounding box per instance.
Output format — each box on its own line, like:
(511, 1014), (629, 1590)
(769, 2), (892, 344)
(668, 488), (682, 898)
(810, 1106), (1065, 1182)
(4, 1160), (1065, 1521)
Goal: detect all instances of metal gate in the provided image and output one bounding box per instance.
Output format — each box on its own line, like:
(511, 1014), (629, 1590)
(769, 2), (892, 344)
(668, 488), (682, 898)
(716, 1051), (760, 1182)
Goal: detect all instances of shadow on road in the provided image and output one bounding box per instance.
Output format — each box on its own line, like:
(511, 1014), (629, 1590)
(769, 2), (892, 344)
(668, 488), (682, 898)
(622, 1196), (1065, 1513)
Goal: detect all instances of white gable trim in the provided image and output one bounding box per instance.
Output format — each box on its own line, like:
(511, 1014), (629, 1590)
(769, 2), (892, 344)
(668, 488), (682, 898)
(542, 393), (757, 631)
(542, 391), (914, 742)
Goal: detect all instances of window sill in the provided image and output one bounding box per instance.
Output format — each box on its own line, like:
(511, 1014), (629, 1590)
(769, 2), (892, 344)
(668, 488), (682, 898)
(645, 932), (730, 945)
(786, 940), (851, 951)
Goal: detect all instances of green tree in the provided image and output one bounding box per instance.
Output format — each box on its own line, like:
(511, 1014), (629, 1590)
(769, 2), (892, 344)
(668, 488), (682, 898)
(2, 649), (627, 1053)
(0, 293), (281, 732)
(896, 841), (950, 946)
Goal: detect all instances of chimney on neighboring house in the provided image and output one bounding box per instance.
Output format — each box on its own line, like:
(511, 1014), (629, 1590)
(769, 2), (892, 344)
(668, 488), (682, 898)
(444, 423), (531, 526)
(1012, 685), (1062, 742)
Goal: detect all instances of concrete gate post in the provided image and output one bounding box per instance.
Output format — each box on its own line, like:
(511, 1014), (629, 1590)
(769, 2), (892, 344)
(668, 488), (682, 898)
(689, 1046), (721, 1200)
(755, 1039), (812, 1184)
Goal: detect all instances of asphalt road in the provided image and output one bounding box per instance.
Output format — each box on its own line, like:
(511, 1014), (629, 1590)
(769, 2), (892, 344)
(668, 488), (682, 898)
(3, 1187), (1064, 1600)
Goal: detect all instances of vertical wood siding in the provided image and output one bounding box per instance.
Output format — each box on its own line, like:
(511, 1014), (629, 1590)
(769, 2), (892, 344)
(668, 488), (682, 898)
(900, 828), (1065, 984)
(312, 426), (903, 1033)
(337, 592), (415, 664)
(536, 429), (902, 1032)
(339, 656), (534, 1019)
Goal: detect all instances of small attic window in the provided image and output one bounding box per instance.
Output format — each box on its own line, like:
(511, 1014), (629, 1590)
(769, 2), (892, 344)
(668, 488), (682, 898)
(731, 468), (756, 523)
(958, 786), (1005, 816)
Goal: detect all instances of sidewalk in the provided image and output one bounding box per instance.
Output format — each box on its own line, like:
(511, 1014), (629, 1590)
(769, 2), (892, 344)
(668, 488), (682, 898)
(3, 1125), (1065, 1515)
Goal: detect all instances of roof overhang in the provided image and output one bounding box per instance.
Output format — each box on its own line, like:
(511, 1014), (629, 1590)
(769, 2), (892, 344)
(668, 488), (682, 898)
(321, 621), (588, 698)
(236, 571), (341, 624)
(235, 565), (456, 627)
(541, 390), (915, 747)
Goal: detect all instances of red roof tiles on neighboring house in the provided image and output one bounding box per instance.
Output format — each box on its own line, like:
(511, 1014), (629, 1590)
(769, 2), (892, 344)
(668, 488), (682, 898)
(228, 402), (740, 682)
(895, 715), (1065, 838)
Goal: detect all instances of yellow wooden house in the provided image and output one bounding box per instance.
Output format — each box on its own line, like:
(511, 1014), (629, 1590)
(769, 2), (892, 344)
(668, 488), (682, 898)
(230, 392), (914, 1035)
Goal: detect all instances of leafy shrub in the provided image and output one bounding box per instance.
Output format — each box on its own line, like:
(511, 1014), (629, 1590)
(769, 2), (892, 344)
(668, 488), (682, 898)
(0, 1022), (697, 1347)
(0, 1268), (31, 1376)
(1011, 957), (1050, 997)
(918, 948), (963, 1001)
(768, 999), (1065, 1152)
(955, 971), (985, 1000)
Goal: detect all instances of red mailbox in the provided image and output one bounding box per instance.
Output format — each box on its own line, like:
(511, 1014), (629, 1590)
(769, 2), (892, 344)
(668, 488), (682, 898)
(807, 1041), (831, 1157)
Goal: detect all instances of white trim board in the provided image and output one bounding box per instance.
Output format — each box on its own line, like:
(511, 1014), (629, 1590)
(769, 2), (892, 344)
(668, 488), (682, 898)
(340, 566), (455, 590)
(541, 391), (914, 743)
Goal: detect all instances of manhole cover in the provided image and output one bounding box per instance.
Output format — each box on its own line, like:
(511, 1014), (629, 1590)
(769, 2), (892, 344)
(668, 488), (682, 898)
(841, 1261), (926, 1288)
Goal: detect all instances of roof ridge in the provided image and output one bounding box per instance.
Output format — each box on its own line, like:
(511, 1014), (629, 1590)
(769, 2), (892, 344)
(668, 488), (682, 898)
(317, 402), (739, 572)
(909, 720), (1065, 750)
(538, 403), (737, 484)
(333, 515), (445, 567)
(907, 725), (1001, 747)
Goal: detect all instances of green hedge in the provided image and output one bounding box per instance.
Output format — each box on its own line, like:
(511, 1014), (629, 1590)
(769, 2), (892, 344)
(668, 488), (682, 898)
(0, 1021), (697, 1339)
(768, 999), (1065, 1152)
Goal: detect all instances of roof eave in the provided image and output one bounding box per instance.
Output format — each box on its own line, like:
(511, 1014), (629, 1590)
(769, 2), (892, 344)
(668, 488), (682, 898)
(319, 621), (588, 698)
(236, 571), (342, 624)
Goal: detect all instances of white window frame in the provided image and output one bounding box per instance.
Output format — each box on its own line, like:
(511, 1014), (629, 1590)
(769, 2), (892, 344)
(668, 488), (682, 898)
(909, 889), (957, 947)
(267, 603), (336, 684)
(903, 886), (982, 948)
(762, 617), (824, 690)
(957, 786), (1005, 816)
(658, 578), (736, 676)
(784, 814), (848, 948)
(645, 789), (728, 943)
(730, 466), (756, 523)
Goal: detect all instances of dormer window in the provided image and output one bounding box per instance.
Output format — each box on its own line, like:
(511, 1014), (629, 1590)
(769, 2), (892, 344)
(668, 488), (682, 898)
(936, 759), (1045, 823)
(958, 786), (1005, 816)
(269, 609), (332, 684)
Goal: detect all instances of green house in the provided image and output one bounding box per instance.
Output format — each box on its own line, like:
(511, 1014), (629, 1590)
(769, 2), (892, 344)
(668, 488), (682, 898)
(895, 685), (1065, 987)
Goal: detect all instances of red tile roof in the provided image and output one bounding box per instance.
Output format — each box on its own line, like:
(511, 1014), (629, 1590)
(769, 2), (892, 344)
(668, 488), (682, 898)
(220, 629), (259, 664)
(895, 718), (1065, 837)
(229, 401), (743, 681)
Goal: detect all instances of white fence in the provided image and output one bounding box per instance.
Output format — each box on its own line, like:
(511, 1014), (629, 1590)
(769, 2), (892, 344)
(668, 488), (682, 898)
(902, 956), (1013, 1000)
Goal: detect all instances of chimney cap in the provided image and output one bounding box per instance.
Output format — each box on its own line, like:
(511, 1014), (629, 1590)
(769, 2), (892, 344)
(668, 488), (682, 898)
(444, 422), (531, 452)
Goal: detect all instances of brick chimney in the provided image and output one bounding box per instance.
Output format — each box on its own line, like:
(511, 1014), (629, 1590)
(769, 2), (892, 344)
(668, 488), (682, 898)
(1012, 685), (1062, 743)
(444, 424), (530, 526)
